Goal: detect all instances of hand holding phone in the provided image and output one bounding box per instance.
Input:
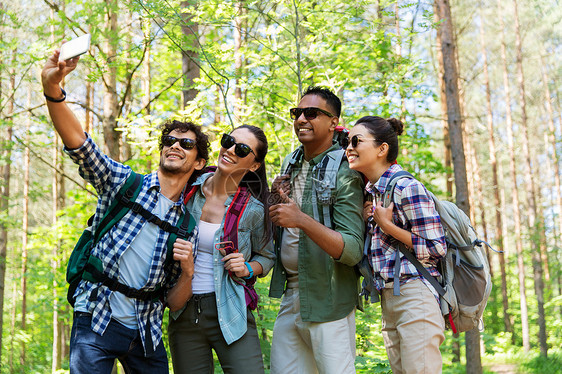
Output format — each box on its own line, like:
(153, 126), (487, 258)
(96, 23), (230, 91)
(59, 34), (91, 61)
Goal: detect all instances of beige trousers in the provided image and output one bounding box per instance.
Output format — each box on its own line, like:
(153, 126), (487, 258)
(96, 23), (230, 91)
(381, 279), (445, 374)
(270, 288), (356, 374)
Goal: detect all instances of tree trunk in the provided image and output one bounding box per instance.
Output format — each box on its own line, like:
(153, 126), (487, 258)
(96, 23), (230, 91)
(0, 39), (14, 366)
(141, 16), (151, 116)
(20, 86), (32, 367)
(103, 0), (121, 160)
(395, 2), (406, 121)
(181, 0), (200, 107)
(434, 0), (480, 372)
(234, 1), (244, 122)
(85, 25), (94, 135)
(497, 0), (529, 350)
(512, 0), (547, 357)
(541, 55), (561, 282)
(434, 1), (453, 199)
(479, 14), (510, 332)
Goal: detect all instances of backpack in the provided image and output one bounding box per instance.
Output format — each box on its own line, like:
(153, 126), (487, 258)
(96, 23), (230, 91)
(383, 170), (493, 333)
(66, 171), (196, 306)
(183, 170), (259, 310)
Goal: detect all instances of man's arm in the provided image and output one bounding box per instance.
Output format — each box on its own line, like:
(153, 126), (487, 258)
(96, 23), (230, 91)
(269, 168), (365, 265)
(269, 189), (345, 259)
(41, 50), (86, 149)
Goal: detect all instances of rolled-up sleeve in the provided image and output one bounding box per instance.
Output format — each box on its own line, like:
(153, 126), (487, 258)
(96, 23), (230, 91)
(400, 182), (447, 262)
(332, 167), (365, 266)
(65, 133), (131, 195)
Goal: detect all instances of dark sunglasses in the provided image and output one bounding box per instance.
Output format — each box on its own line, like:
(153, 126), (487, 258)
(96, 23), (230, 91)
(220, 133), (256, 158)
(347, 134), (379, 148)
(161, 135), (197, 150)
(289, 107), (335, 121)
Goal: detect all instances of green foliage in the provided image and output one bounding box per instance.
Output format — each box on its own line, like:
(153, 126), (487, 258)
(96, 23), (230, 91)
(520, 350), (562, 374)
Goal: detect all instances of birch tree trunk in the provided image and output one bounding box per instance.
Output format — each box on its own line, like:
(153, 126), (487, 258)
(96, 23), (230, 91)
(479, 13), (510, 332)
(497, 0), (529, 350)
(512, 0), (547, 357)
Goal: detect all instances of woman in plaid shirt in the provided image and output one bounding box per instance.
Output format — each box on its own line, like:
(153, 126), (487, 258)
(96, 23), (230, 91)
(345, 116), (447, 374)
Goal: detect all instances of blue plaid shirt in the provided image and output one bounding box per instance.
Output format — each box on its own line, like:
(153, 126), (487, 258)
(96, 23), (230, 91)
(66, 135), (198, 355)
(366, 164), (446, 300)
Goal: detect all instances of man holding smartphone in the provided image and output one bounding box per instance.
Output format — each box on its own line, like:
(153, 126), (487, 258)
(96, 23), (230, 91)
(42, 49), (209, 373)
(268, 87), (365, 373)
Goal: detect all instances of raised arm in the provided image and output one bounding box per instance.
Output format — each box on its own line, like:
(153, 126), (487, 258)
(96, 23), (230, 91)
(41, 50), (87, 149)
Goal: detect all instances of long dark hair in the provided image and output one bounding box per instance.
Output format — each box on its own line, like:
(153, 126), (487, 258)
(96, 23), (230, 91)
(234, 125), (272, 242)
(355, 116), (404, 163)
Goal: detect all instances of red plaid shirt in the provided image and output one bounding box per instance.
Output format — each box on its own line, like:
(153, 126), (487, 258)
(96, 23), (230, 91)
(366, 164), (446, 299)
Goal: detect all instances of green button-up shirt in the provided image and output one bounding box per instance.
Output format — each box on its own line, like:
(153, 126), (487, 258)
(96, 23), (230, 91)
(269, 144), (365, 322)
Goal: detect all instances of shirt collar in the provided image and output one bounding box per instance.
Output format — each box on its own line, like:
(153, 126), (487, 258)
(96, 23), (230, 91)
(145, 171), (161, 191)
(366, 163), (403, 196)
(308, 143), (341, 166)
(189, 172), (239, 207)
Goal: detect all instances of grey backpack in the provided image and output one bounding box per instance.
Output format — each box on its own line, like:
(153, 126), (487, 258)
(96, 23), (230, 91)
(384, 171), (493, 333)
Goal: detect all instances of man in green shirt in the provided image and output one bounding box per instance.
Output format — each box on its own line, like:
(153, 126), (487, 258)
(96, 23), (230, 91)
(269, 86), (365, 374)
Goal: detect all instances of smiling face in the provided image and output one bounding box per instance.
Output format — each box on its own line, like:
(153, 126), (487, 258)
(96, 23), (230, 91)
(159, 129), (205, 176)
(345, 123), (387, 177)
(293, 94), (339, 158)
(217, 127), (261, 177)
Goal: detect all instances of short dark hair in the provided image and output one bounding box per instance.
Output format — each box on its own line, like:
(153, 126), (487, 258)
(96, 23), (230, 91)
(160, 120), (210, 182)
(302, 86), (342, 117)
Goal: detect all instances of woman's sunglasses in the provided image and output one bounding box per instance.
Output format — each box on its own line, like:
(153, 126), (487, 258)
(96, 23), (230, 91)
(221, 134), (256, 158)
(289, 107), (335, 121)
(346, 135), (379, 148)
(161, 135), (196, 150)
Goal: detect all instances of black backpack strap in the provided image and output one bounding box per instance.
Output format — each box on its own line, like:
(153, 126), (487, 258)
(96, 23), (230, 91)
(93, 172), (143, 244)
(397, 243), (446, 297)
(283, 148), (303, 175)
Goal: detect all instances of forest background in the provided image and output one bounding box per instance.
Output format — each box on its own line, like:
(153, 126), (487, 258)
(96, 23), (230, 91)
(0, 0), (561, 373)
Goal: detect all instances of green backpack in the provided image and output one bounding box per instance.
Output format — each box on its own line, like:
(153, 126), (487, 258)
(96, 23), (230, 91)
(66, 171), (196, 306)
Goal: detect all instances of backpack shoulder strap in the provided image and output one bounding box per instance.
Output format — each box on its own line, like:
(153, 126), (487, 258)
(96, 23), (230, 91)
(282, 148), (304, 175)
(93, 171), (143, 245)
(397, 243), (446, 297)
(382, 170), (414, 208)
(222, 187), (251, 248)
(311, 148), (346, 228)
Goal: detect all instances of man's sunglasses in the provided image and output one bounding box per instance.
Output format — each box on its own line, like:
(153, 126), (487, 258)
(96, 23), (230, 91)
(346, 134), (379, 148)
(221, 134), (256, 158)
(289, 107), (335, 121)
(161, 135), (197, 150)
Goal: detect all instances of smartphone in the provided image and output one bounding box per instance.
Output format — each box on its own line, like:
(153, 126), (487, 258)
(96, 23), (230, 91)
(59, 34), (91, 61)
(214, 241), (237, 257)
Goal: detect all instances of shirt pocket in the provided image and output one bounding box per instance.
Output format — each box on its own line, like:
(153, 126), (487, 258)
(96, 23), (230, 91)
(236, 228), (252, 259)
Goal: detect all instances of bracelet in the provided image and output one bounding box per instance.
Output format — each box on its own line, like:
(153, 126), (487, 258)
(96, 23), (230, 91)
(44, 88), (66, 103)
(242, 262), (254, 279)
